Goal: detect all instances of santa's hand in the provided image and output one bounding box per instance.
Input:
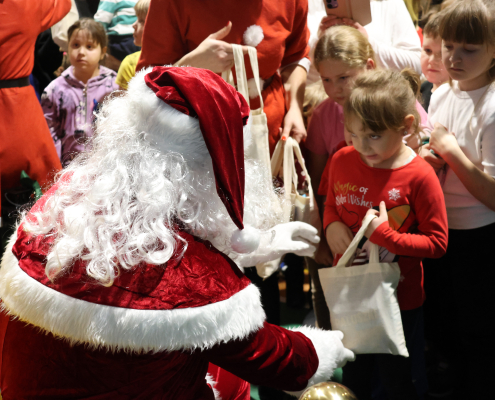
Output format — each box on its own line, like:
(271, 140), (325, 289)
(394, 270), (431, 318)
(234, 222), (319, 267)
(176, 22), (249, 73)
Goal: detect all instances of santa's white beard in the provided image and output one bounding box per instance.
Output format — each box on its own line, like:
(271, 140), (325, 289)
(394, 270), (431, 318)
(23, 128), (283, 286)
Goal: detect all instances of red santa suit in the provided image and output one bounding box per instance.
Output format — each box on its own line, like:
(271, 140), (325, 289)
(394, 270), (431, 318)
(136, 0), (310, 153)
(0, 67), (352, 399)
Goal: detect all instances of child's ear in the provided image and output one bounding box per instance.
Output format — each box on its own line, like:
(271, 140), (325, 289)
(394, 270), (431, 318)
(366, 58), (375, 70)
(403, 114), (415, 131)
(100, 47), (108, 61)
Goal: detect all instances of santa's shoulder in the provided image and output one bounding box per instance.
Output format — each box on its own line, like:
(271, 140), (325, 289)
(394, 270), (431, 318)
(0, 220), (265, 354)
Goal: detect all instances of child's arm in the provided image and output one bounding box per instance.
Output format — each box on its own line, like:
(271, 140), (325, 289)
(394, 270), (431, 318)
(365, 169), (448, 259)
(41, 87), (62, 159)
(430, 122), (495, 211)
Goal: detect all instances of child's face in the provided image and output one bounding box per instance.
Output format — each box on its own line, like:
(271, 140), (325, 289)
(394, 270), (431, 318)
(132, 14), (146, 47)
(421, 35), (449, 86)
(69, 29), (105, 76)
(442, 40), (495, 91)
(318, 59), (368, 106)
(347, 116), (407, 169)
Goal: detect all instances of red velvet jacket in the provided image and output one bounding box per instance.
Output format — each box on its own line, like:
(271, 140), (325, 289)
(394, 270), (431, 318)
(0, 183), (339, 399)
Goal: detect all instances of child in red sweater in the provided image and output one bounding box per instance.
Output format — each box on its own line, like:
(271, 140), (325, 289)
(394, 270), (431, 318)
(324, 69), (448, 400)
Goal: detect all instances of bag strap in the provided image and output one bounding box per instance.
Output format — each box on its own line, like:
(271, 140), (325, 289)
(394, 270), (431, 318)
(335, 214), (378, 268)
(221, 45), (264, 110)
(291, 138), (316, 210)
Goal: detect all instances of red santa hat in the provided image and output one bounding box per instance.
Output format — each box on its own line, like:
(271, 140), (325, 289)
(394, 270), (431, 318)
(144, 66), (250, 232)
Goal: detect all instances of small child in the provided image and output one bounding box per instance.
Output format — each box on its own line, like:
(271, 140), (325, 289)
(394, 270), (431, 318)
(421, 1), (495, 397)
(324, 69), (448, 399)
(419, 12), (449, 111)
(305, 26), (427, 330)
(116, 0), (151, 90)
(42, 18), (119, 167)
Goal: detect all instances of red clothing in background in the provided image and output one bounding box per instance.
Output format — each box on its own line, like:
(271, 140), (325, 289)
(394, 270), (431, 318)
(323, 147), (448, 310)
(137, 0), (310, 153)
(0, 0), (69, 194)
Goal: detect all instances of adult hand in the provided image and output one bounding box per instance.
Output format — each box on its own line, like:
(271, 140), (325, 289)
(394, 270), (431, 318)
(318, 15), (343, 38)
(178, 22), (249, 73)
(419, 143), (446, 172)
(326, 221), (353, 256)
(342, 18), (368, 39)
(314, 237), (334, 266)
(364, 201), (387, 239)
(234, 222), (319, 267)
(281, 107), (307, 143)
(429, 122), (460, 161)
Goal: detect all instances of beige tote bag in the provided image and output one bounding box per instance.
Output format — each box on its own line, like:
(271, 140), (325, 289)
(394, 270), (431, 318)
(222, 45), (271, 169)
(222, 46), (280, 279)
(318, 214), (409, 357)
(271, 136), (321, 231)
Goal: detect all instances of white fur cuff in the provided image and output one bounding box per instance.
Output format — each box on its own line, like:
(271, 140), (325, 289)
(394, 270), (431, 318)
(285, 326), (355, 398)
(0, 234), (266, 353)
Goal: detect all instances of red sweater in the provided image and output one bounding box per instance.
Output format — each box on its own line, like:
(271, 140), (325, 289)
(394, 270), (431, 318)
(323, 147), (448, 310)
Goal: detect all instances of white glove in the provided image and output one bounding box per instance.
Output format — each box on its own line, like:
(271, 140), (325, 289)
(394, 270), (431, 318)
(234, 222), (319, 267)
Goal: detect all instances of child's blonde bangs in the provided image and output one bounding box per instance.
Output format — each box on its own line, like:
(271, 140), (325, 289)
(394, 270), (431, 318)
(344, 70), (420, 135)
(439, 0), (494, 45)
(344, 88), (398, 134)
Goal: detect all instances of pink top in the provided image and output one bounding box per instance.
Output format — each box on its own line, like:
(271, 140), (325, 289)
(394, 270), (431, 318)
(305, 98), (344, 156)
(305, 98), (428, 156)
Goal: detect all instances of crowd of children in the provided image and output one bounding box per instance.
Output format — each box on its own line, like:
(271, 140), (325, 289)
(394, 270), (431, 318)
(2, 0), (495, 399)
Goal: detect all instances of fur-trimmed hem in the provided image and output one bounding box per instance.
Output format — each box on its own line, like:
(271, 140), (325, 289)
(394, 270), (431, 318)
(284, 326), (355, 398)
(206, 373), (222, 400)
(0, 234), (265, 353)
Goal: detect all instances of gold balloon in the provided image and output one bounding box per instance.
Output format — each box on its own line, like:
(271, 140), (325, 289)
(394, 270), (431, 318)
(299, 381), (358, 400)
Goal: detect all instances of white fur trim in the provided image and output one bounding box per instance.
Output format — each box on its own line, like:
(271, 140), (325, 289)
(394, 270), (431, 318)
(206, 373), (222, 400)
(128, 67), (211, 169)
(247, 77), (265, 99)
(0, 234), (265, 353)
(243, 25), (264, 47)
(285, 326), (356, 398)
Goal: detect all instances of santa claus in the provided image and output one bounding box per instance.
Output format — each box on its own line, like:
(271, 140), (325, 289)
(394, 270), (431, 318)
(0, 67), (353, 399)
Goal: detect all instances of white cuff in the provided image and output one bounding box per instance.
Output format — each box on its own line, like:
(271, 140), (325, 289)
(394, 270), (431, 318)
(281, 58), (311, 73)
(285, 326), (355, 398)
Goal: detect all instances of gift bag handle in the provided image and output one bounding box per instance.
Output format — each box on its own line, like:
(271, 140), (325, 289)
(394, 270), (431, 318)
(221, 45), (264, 110)
(335, 214), (380, 268)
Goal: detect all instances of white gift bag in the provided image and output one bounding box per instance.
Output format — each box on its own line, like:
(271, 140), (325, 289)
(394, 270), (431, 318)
(222, 45), (280, 279)
(271, 136), (321, 231)
(222, 45), (271, 169)
(318, 214), (409, 357)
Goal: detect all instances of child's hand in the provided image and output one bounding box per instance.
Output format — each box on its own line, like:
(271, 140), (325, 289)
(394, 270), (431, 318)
(364, 201), (388, 239)
(326, 221), (353, 256)
(318, 15), (343, 38)
(420, 144), (446, 172)
(429, 122), (460, 161)
(314, 236), (334, 265)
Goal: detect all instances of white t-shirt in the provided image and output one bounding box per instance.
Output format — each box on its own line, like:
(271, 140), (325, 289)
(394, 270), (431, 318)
(428, 81), (495, 229)
(306, 0), (422, 84)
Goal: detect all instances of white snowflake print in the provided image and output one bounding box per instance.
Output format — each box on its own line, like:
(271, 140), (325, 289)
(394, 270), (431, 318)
(388, 188), (401, 201)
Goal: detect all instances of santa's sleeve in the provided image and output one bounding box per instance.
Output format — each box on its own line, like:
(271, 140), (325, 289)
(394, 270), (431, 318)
(136, 0), (188, 72)
(202, 322), (353, 397)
